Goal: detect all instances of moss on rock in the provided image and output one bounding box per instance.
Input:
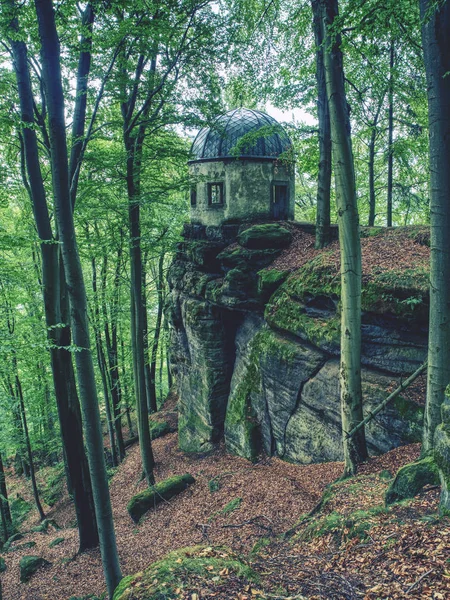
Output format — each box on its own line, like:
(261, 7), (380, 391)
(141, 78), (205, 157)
(266, 290), (340, 348)
(237, 223), (292, 249)
(217, 246), (280, 270)
(3, 532), (24, 552)
(113, 546), (257, 600)
(148, 420), (172, 440)
(385, 456), (439, 505)
(257, 268), (289, 302)
(19, 555), (50, 583)
(127, 474), (195, 523)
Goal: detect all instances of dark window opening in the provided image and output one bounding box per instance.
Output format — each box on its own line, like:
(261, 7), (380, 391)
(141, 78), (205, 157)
(208, 182), (224, 206)
(190, 186), (197, 207)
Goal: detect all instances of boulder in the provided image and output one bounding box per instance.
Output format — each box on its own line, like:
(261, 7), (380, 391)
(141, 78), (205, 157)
(385, 456), (439, 505)
(238, 223), (292, 249)
(20, 556), (50, 583)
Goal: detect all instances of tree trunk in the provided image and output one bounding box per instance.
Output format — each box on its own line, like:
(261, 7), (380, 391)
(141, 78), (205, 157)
(14, 365), (46, 521)
(320, 0), (367, 477)
(0, 452), (12, 540)
(149, 252), (165, 408)
(386, 39), (394, 227)
(142, 264), (156, 413)
(8, 10), (98, 551)
(102, 250), (126, 461)
(121, 339), (135, 437)
(368, 127), (377, 226)
(91, 255), (118, 467)
(34, 1), (122, 595)
(420, 0), (450, 461)
(125, 133), (155, 485)
(312, 0), (332, 248)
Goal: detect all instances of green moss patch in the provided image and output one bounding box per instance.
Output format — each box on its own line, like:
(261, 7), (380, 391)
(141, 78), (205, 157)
(361, 267), (429, 318)
(113, 546), (258, 600)
(298, 505), (388, 543)
(266, 291), (340, 347)
(148, 420), (172, 440)
(238, 223), (292, 249)
(217, 246), (280, 270)
(392, 396), (424, 443)
(49, 537), (65, 548)
(20, 555), (50, 583)
(127, 474), (195, 523)
(385, 456), (439, 505)
(257, 268), (289, 302)
(0, 556), (6, 573)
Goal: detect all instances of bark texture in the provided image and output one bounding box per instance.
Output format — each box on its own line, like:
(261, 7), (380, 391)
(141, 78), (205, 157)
(419, 0), (450, 513)
(34, 0), (121, 594)
(320, 0), (367, 476)
(312, 0), (332, 248)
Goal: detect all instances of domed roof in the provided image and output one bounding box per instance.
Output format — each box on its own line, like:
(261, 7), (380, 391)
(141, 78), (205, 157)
(190, 108), (292, 162)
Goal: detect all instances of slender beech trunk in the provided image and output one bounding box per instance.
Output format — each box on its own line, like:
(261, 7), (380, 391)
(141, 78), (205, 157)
(386, 40), (395, 227)
(165, 319), (173, 391)
(312, 0), (332, 248)
(121, 339), (135, 436)
(0, 452), (12, 539)
(128, 193), (155, 483)
(368, 129), (377, 227)
(8, 6), (98, 551)
(420, 0), (450, 475)
(91, 254), (118, 467)
(14, 364), (45, 521)
(142, 265), (156, 413)
(124, 126), (155, 484)
(34, 1), (121, 595)
(149, 252), (165, 408)
(368, 98), (384, 227)
(320, 0), (367, 477)
(101, 249), (126, 461)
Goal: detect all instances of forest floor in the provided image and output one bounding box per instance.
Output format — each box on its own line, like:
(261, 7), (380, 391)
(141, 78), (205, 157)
(2, 417), (449, 600)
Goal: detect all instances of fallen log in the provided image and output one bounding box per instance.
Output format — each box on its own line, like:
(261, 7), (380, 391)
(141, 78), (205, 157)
(127, 473), (195, 523)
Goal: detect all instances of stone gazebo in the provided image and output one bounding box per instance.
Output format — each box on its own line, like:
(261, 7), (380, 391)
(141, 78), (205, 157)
(188, 108), (295, 226)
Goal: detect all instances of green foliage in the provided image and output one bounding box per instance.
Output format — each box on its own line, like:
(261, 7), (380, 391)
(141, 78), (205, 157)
(49, 537), (65, 548)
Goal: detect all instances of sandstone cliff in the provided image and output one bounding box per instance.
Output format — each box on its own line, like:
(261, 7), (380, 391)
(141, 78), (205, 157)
(167, 221), (429, 464)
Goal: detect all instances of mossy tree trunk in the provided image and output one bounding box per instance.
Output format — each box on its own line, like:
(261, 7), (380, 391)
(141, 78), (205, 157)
(320, 0), (367, 476)
(34, 0), (122, 594)
(420, 0), (450, 511)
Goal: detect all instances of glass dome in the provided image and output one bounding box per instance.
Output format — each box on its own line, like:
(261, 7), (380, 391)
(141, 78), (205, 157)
(190, 108), (292, 161)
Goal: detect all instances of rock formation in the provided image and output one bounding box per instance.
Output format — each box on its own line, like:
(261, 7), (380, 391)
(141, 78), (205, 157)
(167, 222), (428, 463)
